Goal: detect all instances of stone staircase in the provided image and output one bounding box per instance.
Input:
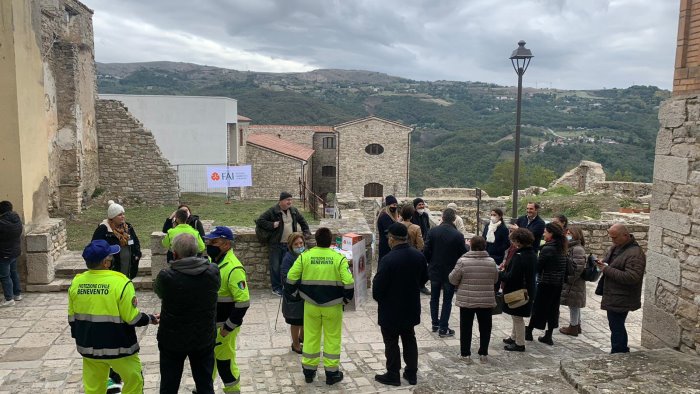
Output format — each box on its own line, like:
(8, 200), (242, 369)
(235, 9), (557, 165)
(26, 249), (155, 292)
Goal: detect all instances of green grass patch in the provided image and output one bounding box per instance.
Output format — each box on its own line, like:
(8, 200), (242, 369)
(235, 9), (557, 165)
(66, 193), (319, 250)
(542, 185), (578, 196)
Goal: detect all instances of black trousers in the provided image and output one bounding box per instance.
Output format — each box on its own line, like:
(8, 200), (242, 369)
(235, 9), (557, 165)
(159, 344), (215, 394)
(459, 307), (492, 356)
(380, 326), (418, 378)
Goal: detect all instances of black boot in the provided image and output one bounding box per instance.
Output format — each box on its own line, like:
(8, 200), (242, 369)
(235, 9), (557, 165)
(326, 371), (344, 385)
(525, 326), (533, 341)
(303, 370), (316, 383)
(374, 372), (400, 386)
(538, 329), (554, 346)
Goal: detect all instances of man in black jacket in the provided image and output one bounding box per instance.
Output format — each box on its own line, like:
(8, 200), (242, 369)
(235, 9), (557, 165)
(154, 233), (220, 394)
(410, 198), (432, 295)
(424, 208), (467, 337)
(511, 202), (545, 252)
(256, 192), (311, 296)
(0, 201), (23, 307)
(373, 223), (428, 387)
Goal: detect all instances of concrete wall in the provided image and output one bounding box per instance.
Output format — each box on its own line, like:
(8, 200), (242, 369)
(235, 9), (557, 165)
(336, 117), (411, 198)
(95, 100), (179, 205)
(99, 94), (238, 166)
(0, 0), (51, 225)
(245, 144), (310, 200)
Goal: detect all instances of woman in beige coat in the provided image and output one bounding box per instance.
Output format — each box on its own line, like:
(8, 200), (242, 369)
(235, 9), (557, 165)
(448, 236), (498, 363)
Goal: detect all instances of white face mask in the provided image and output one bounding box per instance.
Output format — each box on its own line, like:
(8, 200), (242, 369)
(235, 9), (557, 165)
(490, 215), (499, 224)
(566, 235), (573, 241)
(417, 209), (425, 215)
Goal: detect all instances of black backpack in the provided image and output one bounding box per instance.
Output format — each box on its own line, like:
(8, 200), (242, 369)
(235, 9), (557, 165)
(254, 219), (275, 244)
(580, 253), (601, 282)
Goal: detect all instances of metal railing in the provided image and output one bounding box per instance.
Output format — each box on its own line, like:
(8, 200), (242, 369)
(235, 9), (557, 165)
(299, 178), (326, 220)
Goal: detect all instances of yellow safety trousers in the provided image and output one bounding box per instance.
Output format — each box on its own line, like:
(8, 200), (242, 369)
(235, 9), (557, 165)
(214, 326), (241, 393)
(301, 302), (343, 372)
(82, 353), (143, 394)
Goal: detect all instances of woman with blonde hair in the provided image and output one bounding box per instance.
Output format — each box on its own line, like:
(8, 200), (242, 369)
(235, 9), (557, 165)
(280, 232), (306, 354)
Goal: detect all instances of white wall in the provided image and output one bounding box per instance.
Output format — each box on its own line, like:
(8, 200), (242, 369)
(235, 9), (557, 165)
(100, 94), (238, 193)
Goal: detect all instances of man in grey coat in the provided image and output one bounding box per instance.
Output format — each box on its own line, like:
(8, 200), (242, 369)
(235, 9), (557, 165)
(596, 223), (646, 354)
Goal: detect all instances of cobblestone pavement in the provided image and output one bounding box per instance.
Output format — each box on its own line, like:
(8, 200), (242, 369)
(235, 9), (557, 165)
(0, 283), (642, 393)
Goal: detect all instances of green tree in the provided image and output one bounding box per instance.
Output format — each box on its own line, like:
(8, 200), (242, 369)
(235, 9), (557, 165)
(480, 161), (557, 197)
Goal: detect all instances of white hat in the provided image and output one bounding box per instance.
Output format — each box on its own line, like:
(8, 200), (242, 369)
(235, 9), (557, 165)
(447, 202), (458, 209)
(107, 200), (125, 219)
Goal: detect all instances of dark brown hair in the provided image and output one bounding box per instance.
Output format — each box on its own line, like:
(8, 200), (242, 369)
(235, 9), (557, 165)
(509, 228), (534, 247)
(469, 236), (486, 251)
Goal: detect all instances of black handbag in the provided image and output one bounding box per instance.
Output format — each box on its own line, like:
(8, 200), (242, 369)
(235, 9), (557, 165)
(492, 294), (504, 315)
(595, 275), (605, 296)
(581, 254), (601, 282)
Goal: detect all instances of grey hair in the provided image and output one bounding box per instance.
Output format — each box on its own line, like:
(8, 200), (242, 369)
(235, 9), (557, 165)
(172, 233), (199, 258)
(442, 208), (456, 224)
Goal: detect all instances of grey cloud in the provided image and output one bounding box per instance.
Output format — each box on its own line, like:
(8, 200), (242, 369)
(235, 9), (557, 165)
(82, 0), (677, 89)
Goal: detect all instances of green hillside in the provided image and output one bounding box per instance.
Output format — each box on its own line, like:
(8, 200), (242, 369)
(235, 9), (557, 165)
(97, 62), (668, 195)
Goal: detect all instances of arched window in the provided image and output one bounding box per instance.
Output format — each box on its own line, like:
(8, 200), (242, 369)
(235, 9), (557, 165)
(321, 166), (336, 177)
(365, 143), (384, 155)
(364, 183), (383, 197)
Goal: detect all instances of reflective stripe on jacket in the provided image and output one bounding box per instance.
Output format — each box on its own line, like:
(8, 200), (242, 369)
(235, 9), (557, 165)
(215, 250), (250, 329)
(68, 270), (144, 359)
(286, 247), (355, 307)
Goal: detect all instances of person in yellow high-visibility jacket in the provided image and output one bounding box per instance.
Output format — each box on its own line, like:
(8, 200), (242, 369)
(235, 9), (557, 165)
(204, 226), (250, 393)
(162, 208), (205, 255)
(285, 227), (354, 386)
(68, 240), (159, 394)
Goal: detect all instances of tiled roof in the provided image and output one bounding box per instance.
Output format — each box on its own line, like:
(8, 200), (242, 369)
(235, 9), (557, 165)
(247, 133), (315, 161)
(238, 115), (252, 122)
(249, 125), (333, 133)
(334, 116), (411, 130)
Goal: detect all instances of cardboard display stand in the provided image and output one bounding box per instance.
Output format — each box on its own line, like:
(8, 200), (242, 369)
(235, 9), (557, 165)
(341, 233), (367, 311)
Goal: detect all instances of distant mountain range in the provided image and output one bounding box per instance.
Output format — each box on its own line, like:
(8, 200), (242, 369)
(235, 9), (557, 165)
(97, 61), (669, 194)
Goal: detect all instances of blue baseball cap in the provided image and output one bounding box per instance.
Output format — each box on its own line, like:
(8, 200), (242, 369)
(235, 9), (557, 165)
(82, 240), (120, 264)
(204, 226), (235, 241)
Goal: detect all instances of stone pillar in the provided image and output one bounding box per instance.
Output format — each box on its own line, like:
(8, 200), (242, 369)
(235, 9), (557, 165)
(641, 0), (700, 355)
(24, 219), (66, 285)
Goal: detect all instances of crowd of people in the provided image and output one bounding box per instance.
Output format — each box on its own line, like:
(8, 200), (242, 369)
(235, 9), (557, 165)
(0, 193), (647, 392)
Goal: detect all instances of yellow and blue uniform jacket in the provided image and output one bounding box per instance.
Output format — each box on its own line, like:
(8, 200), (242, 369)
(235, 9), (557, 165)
(162, 223), (206, 253)
(68, 269), (152, 359)
(285, 247), (355, 306)
(214, 250), (250, 331)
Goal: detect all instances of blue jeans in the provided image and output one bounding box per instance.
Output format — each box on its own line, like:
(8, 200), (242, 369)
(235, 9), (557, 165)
(0, 257), (21, 301)
(269, 243), (287, 292)
(430, 280), (455, 331)
(607, 310), (629, 354)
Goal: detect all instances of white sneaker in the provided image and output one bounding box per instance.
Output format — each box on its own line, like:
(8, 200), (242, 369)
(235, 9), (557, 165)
(1, 299), (15, 307)
(460, 355), (472, 364)
(13, 295), (22, 301)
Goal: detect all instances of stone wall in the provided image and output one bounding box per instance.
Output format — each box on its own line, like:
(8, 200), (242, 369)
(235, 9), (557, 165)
(590, 181), (653, 198)
(642, 94), (700, 355)
(24, 218), (66, 285)
(423, 188), (490, 198)
(570, 221), (649, 258)
(150, 212), (373, 289)
(336, 117), (411, 198)
(247, 125), (321, 148)
(311, 132), (337, 198)
(95, 99), (179, 205)
(549, 160), (606, 192)
(244, 144), (310, 200)
(674, 1), (700, 95)
(41, 0), (99, 214)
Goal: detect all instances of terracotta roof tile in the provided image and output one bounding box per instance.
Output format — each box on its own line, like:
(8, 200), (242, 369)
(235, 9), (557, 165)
(247, 133), (314, 161)
(249, 125), (333, 133)
(238, 115), (252, 122)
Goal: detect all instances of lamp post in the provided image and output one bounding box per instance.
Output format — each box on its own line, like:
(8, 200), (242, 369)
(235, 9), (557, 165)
(509, 40), (533, 222)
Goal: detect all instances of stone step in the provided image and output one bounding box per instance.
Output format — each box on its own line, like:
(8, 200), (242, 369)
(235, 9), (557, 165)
(54, 249), (152, 278)
(26, 274), (154, 292)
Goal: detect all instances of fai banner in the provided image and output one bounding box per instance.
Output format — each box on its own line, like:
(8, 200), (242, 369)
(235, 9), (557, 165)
(206, 165), (253, 188)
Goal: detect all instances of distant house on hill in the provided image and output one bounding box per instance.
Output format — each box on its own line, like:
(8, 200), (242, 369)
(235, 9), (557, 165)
(239, 116), (412, 200)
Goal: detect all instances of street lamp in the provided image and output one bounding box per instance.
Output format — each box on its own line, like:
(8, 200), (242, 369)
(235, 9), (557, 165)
(509, 40), (533, 223)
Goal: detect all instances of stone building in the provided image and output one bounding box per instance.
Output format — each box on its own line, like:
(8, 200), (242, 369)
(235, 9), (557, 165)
(238, 116), (412, 200)
(641, 0), (700, 355)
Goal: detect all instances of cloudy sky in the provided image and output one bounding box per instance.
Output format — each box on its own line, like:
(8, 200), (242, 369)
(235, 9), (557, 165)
(81, 0), (679, 90)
